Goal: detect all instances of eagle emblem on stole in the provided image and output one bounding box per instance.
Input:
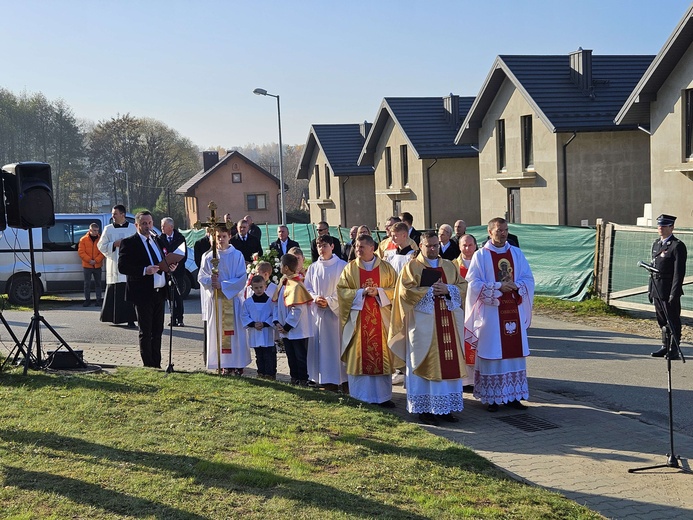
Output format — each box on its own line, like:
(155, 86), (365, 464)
(504, 321), (517, 335)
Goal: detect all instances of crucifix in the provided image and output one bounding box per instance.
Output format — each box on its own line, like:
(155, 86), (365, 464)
(193, 202), (234, 374)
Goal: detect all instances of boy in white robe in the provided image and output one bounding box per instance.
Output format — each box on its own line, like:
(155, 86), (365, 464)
(198, 226), (251, 375)
(242, 275), (277, 379)
(305, 235), (348, 391)
(272, 253), (313, 385)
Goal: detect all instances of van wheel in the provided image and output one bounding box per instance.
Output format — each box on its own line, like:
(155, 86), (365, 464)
(179, 273), (192, 300)
(8, 274), (38, 306)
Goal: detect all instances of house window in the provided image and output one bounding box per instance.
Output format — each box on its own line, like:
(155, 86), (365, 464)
(246, 193), (267, 211)
(521, 115), (533, 170)
(507, 188), (521, 223)
(232, 172), (242, 183)
(685, 89), (693, 160)
(325, 165), (331, 198)
(385, 147), (393, 187)
(400, 145), (409, 186)
(496, 119), (506, 171)
(314, 165), (321, 198)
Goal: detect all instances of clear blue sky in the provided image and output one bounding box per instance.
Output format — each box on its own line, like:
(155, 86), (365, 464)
(3, 0), (691, 149)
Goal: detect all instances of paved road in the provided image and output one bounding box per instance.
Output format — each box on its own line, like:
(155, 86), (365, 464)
(3, 292), (693, 519)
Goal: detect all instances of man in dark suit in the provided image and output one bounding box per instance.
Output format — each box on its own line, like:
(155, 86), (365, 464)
(399, 212), (421, 245)
(438, 224), (461, 261)
(158, 217), (188, 327)
(244, 214), (262, 242)
(231, 218), (263, 262)
(194, 230), (212, 268)
(650, 214), (688, 359)
(118, 211), (178, 368)
(310, 221), (342, 262)
(269, 225), (299, 256)
(342, 226), (359, 262)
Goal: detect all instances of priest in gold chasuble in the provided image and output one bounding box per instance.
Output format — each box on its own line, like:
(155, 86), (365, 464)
(389, 231), (466, 426)
(337, 234), (398, 407)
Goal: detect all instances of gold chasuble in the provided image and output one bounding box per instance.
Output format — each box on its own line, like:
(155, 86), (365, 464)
(337, 257), (397, 376)
(389, 255), (467, 380)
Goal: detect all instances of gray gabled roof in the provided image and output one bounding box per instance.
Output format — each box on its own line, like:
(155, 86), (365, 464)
(359, 96), (478, 166)
(296, 123), (374, 180)
(616, 5), (693, 126)
(456, 53), (654, 144)
(176, 150), (281, 195)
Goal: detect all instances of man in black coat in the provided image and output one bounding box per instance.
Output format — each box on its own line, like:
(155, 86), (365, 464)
(649, 214), (688, 359)
(158, 217), (188, 326)
(118, 211), (178, 368)
(244, 214), (262, 242)
(438, 224), (461, 261)
(342, 226), (359, 262)
(310, 221), (342, 262)
(230, 218), (263, 262)
(194, 231), (212, 269)
(269, 225), (299, 256)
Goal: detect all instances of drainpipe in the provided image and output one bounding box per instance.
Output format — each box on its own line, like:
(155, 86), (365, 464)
(341, 176), (350, 226)
(426, 159), (438, 228)
(562, 132), (577, 226)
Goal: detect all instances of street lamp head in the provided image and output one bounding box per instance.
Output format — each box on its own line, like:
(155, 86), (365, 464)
(253, 88), (268, 96)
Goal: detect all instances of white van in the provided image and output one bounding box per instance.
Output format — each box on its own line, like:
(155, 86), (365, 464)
(0, 213), (199, 305)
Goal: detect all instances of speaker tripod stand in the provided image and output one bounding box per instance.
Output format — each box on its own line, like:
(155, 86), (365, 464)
(0, 229), (86, 374)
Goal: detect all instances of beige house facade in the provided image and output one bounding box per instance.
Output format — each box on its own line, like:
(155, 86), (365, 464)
(359, 96), (480, 231)
(297, 123), (375, 228)
(457, 51), (654, 226)
(616, 5), (693, 228)
(176, 150), (281, 228)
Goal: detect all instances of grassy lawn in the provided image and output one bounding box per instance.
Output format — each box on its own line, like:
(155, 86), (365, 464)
(0, 367), (601, 519)
(533, 296), (629, 318)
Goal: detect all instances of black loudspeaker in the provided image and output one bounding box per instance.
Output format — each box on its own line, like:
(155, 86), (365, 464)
(2, 162), (55, 229)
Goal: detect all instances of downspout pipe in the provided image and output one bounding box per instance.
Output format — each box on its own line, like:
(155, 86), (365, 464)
(426, 159), (438, 228)
(341, 176), (350, 226)
(562, 132), (577, 226)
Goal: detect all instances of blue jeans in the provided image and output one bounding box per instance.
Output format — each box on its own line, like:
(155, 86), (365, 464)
(83, 267), (102, 301)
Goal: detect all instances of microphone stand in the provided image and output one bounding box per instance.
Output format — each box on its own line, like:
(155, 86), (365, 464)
(629, 261), (690, 474)
(154, 232), (182, 375)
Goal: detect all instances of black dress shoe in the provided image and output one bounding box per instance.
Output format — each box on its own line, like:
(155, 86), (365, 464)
(487, 403), (499, 412)
(418, 413), (439, 426)
(668, 350), (681, 360)
(127, 322), (136, 329)
(377, 400), (396, 408)
(177, 321), (185, 327)
(506, 400), (528, 410)
(651, 346), (668, 357)
(441, 413), (459, 423)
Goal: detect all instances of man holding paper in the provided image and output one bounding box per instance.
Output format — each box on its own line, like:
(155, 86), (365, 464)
(118, 211), (180, 368)
(389, 231), (467, 426)
(158, 217), (188, 327)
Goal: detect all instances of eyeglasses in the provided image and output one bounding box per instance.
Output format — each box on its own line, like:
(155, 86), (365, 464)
(317, 228), (328, 232)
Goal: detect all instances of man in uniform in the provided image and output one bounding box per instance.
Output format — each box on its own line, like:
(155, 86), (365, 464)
(389, 231), (467, 425)
(465, 217), (534, 412)
(649, 214), (687, 359)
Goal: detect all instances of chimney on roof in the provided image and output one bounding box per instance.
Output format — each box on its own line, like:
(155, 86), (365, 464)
(569, 48), (594, 97)
(360, 121), (372, 139)
(202, 150), (219, 172)
(443, 94), (460, 127)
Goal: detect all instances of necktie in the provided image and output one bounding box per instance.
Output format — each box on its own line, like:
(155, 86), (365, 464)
(146, 238), (160, 264)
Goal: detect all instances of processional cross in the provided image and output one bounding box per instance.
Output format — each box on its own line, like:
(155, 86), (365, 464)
(193, 202), (234, 374)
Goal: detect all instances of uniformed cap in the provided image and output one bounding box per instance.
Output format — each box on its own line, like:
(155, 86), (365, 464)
(656, 214), (676, 226)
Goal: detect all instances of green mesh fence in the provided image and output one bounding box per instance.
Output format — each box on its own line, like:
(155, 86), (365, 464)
(182, 222), (597, 301)
(608, 226), (692, 312)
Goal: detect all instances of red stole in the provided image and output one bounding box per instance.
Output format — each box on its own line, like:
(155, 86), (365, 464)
(459, 264), (469, 278)
(490, 249), (523, 359)
(431, 267), (462, 379)
(359, 266), (385, 375)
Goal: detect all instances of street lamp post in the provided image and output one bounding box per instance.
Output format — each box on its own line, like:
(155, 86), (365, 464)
(253, 87), (286, 225)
